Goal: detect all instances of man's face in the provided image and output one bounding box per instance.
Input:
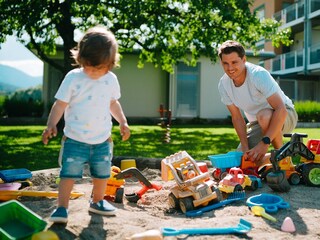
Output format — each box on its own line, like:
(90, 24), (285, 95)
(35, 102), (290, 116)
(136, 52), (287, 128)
(220, 52), (246, 81)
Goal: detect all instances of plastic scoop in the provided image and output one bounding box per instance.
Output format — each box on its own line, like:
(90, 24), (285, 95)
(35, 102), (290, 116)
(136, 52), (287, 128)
(186, 191), (246, 217)
(162, 218), (252, 236)
(251, 206), (277, 222)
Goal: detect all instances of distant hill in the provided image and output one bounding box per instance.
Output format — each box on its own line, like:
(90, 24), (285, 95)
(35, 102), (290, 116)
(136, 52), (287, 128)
(0, 82), (18, 94)
(0, 64), (42, 94)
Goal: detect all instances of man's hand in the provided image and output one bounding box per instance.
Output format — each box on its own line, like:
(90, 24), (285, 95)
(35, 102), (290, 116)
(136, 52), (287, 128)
(120, 123), (130, 141)
(42, 126), (57, 145)
(244, 141), (269, 163)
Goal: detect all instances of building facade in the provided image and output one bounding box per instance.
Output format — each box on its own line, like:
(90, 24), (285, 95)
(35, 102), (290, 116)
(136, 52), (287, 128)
(251, 0), (320, 102)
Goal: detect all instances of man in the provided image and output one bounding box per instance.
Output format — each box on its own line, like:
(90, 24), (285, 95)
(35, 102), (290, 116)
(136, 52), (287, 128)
(217, 40), (298, 164)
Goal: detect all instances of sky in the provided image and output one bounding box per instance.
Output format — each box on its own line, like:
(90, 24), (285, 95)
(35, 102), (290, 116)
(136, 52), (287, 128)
(0, 36), (43, 77)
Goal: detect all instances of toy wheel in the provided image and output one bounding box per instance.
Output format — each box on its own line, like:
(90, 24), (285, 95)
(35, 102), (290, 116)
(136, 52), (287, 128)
(260, 167), (273, 181)
(212, 169), (221, 180)
(250, 180), (258, 191)
(210, 186), (222, 204)
(168, 193), (179, 209)
(234, 184), (243, 192)
(288, 172), (301, 185)
(179, 197), (194, 213)
(114, 187), (124, 203)
(302, 164), (320, 187)
(213, 188), (223, 202)
(220, 171), (228, 180)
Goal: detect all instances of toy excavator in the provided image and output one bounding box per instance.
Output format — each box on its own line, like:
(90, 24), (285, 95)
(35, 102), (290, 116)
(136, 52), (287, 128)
(104, 166), (125, 203)
(114, 167), (162, 203)
(266, 133), (320, 192)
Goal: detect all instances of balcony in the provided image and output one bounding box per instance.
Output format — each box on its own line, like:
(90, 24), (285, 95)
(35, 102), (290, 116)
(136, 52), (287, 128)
(310, 0), (320, 19)
(273, 1), (304, 27)
(309, 43), (320, 70)
(274, 0), (320, 27)
(310, 0), (320, 14)
(270, 50), (304, 75)
(270, 43), (320, 75)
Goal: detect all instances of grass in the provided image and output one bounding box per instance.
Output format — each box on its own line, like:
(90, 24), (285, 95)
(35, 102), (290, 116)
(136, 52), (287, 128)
(0, 125), (319, 171)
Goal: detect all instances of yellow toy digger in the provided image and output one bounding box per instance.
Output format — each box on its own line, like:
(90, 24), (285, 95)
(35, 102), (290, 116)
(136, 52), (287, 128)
(161, 151), (222, 213)
(266, 133), (320, 192)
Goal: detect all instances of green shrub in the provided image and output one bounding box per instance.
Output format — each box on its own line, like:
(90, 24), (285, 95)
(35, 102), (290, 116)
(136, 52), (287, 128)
(0, 95), (5, 116)
(2, 87), (44, 117)
(295, 101), (320, 122)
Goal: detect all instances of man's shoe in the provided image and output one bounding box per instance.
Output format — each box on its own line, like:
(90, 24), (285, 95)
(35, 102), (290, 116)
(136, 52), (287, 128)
(89, 200), (117, 216)
(49, 207), (68, 223)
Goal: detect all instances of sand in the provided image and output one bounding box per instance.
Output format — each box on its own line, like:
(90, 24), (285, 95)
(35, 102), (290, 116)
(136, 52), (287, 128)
(9, 167), (320, 240)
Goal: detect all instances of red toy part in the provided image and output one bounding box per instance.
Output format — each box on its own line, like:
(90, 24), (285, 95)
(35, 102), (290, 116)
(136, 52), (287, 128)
(136, 183), (162, 199)
(307, 139), (320, 154)
(114, 167), (163, 203)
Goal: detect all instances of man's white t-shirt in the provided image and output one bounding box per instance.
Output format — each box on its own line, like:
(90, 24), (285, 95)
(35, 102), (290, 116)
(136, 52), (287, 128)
(55, 68), (121, 144)
(218, 62), (294, 122)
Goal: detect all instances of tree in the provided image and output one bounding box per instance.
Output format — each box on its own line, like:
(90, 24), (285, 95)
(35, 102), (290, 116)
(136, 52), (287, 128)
(0, 0), (292, 75)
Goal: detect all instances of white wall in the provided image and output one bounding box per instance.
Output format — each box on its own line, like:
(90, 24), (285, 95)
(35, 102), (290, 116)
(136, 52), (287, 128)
(199, 56), (229, 119)
(113, 54), (168, 118)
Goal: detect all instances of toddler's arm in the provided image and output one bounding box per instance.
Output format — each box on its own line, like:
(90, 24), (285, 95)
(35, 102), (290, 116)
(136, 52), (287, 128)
(110, 99), (130, 141)
(42, 100), (68, 145)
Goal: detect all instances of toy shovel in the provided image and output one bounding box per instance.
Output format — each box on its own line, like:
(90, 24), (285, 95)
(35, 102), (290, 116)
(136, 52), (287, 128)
(251, 206), (277, 222)
(0, 190), (84, 201)
(161, 218), (252, 236)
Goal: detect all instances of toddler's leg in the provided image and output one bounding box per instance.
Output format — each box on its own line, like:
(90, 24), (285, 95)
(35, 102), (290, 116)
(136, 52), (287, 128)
(89, 178), (117, 216)
(91, 178), (108, 203)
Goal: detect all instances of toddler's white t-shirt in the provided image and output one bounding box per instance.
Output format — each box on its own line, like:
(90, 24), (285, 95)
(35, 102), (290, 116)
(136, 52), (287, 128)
(55, 68), (120, 144)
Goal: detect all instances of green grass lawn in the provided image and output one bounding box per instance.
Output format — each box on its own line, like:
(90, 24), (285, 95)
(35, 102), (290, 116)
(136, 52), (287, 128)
(1, 125), (319, 171)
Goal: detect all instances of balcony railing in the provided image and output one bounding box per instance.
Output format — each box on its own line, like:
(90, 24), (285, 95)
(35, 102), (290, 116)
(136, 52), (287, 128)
(270, 44), (320, 74)
(271, 49), (304, 72)
(274, 0), (320, 25)
(309, 43), (320, 65)
(310, 0), (320, 13)
(273, 1), (304, 25)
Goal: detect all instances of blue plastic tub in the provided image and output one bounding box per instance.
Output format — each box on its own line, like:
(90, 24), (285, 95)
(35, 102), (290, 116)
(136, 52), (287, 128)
(208, 151), (243, 169)
(246, 193), (290, 213)
(0, 169), (32, 183)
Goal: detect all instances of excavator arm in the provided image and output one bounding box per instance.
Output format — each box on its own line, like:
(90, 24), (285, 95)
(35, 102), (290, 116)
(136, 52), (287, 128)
(275, 133), (315, 161)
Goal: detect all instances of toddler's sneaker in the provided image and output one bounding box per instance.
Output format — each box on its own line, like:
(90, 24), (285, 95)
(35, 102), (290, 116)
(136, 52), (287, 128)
(49, 207), (68, 223)
(89, 199), (117, 216)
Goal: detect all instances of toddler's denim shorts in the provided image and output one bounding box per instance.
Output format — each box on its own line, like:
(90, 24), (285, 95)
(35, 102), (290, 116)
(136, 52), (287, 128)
(59, 137), (112, 179)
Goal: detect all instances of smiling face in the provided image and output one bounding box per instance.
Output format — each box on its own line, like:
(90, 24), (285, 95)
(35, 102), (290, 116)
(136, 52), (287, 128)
(220, 52), (247, 84)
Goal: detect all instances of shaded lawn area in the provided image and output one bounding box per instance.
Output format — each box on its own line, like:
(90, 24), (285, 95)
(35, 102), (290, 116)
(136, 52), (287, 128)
(0, 125), (319, 171)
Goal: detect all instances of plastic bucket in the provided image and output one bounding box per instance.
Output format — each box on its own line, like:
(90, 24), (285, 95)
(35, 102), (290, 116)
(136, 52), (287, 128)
(120, 159), (136, 170)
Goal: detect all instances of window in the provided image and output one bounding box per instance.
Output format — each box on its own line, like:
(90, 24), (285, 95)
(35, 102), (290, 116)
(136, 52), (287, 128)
(279, 79), (296, 101)
(174, 62), (200, 118)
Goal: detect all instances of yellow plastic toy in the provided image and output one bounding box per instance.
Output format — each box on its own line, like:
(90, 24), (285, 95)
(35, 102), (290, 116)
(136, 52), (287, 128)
(161, 151), (222, 213)
(32, 230), (60, 240)
(104, 166), (125, 203)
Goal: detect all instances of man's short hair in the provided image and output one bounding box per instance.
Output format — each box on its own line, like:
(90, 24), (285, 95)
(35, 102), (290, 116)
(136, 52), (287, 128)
(218, 40), (246, 59)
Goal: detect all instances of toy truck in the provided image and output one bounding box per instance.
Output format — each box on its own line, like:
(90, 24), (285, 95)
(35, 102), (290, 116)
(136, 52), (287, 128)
(104, 166), (125, 203)
(218, 167), (258, 193)
(209, 151), (260, 181)
(260, 156), (301, 185)
(266, 133), (320, 191)
(161, 151), (222, 213)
